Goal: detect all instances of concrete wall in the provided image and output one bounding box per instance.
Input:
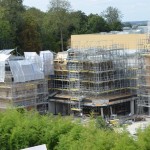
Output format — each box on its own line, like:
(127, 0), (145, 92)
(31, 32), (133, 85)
(71, 34), (147, 49)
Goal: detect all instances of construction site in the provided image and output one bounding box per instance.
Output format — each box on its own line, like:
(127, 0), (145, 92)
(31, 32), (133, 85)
(49, 23), (150, 118)
(1, 30), (150, 119)
(50, 44), (138, 117)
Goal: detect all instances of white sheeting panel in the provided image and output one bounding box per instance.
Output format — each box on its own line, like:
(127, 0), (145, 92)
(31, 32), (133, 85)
(21, 144), (47, 150)
(0, 54), (11, 82)
(9, 60), (44, 83)
(18, 60), (35, 81)
(24, 52), (42, 71)
(0, 61), (5, 82)
(9, 61), (25, 82)
(32, 63), (44, 80)
(40, 51), (54, 75)
(0, 54), (11, 61)
(0, 49), (14, 55)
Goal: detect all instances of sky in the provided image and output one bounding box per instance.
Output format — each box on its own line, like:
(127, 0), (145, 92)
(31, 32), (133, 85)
(23, 0), (150, 22)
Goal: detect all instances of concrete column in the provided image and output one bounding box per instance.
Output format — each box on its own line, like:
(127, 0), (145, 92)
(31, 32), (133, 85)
(110, 106), (113, 115)
(130, 100), (134, 115)
(101, 107), (104, 118)
(48, 102), (55, 114)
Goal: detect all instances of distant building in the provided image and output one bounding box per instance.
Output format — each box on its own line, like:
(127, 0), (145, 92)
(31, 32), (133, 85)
(71, 33), (147, 50)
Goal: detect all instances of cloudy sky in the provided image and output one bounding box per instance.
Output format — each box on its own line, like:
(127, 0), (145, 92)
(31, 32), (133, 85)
(23, 0), (150, 22)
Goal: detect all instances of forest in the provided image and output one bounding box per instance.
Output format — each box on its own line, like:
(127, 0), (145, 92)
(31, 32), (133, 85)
(0, 109), (150, 150)
(0, 0), (123, 53)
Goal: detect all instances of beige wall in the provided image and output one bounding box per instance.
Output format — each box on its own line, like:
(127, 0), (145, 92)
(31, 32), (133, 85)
(71, 34), (147, 49)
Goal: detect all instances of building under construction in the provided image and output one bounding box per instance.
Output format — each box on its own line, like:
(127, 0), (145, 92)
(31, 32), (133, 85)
(1, 39), (150, 117)
(50, 45), (138, 117)
(137, 37), (150, 115)
(0, 49), (54, 113)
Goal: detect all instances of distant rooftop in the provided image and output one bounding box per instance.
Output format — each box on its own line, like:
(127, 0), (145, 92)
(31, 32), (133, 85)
(99, 25), (148, 35)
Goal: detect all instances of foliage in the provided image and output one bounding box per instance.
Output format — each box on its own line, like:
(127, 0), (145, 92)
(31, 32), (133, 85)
(136, 126), (150, 150)
(96, 116), (111, 130)
(87, 14), (109, 33)
(102, 6), (123, 31)
(0, 0), (124, 52)
(1, 109), (150, 150)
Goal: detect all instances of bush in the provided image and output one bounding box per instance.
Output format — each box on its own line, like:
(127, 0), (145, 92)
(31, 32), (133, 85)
(0, 109), (148, 150)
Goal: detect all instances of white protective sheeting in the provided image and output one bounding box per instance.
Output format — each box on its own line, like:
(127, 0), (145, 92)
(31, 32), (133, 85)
(0, 54), (11, 61)
(24, 52), (42, 71)
(0, 61), (6, 82)
(9, 60), (44, 83)
(40, 51), (54, 75)
(0, 49), (14, 55)
(0, 54), (11, 82)
(9, 61), (25, 82)
(21, 144), (47, 150)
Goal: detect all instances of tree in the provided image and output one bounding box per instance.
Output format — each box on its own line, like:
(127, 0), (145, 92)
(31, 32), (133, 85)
(0, 6), (14, 49)
(19, 8), (43, 53)
(87, 14), (109, 33)
(48, 0), (72, 51)
(42, 13), (62, 52)
(69, 11), (88, 34)
(0, 0), (25, 49)
(102, 6), (123, 31)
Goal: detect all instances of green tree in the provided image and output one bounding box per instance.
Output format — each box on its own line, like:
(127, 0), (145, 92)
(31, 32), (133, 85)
(87, 14), (109, 33)
(0, 6), (14, 49)
(19, 8), (43, 53)
(69, 11), (88, 34)
(41, 13), (60, 52)
(0, 0), (25, 49)
(48, 0), (72, 51)
(102, 6), (123, 31)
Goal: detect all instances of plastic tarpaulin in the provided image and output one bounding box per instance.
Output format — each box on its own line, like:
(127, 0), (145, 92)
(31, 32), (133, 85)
(9, 61), (25, 82)
(0, 54), (10, 82)
(0, 61), (5, 82)
(40, 51), (54, 75)
(24, 52), (42, 70)
(0, 49), (14, 55)
(9, 60), (44, 83)
(21, 144), (47, 150)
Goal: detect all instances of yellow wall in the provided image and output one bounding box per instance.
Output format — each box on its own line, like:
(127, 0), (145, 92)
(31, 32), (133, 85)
(71, 34), (147, 49)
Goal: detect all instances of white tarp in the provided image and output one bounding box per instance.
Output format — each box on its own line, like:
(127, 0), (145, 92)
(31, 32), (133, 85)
(24, 52), (42, 70)
(9, 61), (25, 82)
(21, 144), (47, 150)
(0, 54), (11, 61)
(9, 60), (44, 83)
(0, 49), (14, 55)
(0, 61), (5, 82)
(0, 54), (10, 82)
(40, 51), (54, 75)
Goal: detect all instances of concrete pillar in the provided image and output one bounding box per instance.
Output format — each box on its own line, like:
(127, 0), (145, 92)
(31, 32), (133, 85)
(48, 102), (55, 114)
(130, 100), (134, 115)
(110, 106), (113, 115)
(101, 107), (104, 118)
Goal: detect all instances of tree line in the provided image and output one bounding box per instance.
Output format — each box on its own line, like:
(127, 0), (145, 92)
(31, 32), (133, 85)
(0, 0), (123, 53)
(0, 109), (150, 150)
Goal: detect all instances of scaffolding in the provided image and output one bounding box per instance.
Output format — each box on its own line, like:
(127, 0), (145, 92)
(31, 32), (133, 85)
(0, 50), (53, 113)
(53, 45), (137, 115)
(137, 38), (150, 115)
